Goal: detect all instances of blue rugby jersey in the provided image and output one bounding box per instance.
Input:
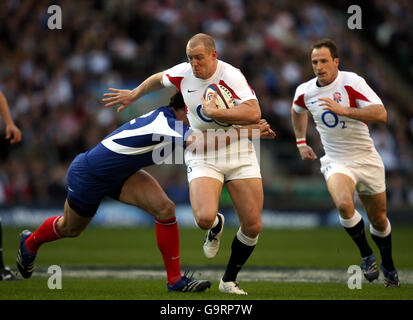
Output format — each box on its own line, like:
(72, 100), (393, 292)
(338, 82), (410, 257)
(84, 106), (191, 182)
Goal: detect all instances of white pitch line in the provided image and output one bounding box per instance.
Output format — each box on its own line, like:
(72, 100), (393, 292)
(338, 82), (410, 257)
(29, 267), (413, 284)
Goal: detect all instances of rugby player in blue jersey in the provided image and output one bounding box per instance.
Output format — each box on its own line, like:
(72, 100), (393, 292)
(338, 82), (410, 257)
(16, 91), (274, 292)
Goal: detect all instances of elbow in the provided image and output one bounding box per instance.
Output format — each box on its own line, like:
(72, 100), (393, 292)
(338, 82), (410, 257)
(380, 109), (387, 123)
(244, 100), (261, 124)
(376, 105), (387, 123)
(251, 115), (261, 124)
(250, 110), (261, 124)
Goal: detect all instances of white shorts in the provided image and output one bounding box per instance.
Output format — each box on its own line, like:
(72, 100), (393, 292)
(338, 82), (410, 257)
(320, 153), (386, 195)
(186, 157), (261, 183)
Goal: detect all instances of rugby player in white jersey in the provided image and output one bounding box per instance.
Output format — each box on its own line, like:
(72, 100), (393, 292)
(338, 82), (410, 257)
(291, 39), (400, 287)
(103, 33), (267, 295)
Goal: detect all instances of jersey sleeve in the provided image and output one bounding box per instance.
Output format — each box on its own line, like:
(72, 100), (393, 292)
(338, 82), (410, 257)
(221, 68), (257, 105)
(162, 62), (189, 91)
(292, 84), (308, 114)
(352, 76), (383, 108)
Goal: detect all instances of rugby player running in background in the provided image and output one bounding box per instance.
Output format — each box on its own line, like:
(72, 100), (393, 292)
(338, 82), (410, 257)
(291, 39), (400, 287)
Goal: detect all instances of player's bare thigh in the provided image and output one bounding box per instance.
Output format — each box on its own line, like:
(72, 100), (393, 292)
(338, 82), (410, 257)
(57, 199), (93, 237)
(326, 173), (356, 219)
(226, 178), (263, 238)
(189, 177), (223, 229)
(359, 192), (388, 232)
(119, 170), (175, 220)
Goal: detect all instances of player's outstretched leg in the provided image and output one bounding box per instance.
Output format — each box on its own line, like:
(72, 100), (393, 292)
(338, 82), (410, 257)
(16, 207), (89, 279)
(120, 171), (211, 293)
(203, 212), (225, 259)
(16, 215), (65, 279)
(167, 270), (211, 292)
(16, 230), (37, 279)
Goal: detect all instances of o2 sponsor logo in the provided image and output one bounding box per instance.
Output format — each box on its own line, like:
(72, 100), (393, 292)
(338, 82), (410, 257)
(321, 111), (347, 129)
(196, 105), (213, 123)
(196, 105), (230, 127)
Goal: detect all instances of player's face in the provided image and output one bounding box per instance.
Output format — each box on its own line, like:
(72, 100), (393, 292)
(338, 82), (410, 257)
(311, 47), (339, 86)
(186, 43), (217, 79)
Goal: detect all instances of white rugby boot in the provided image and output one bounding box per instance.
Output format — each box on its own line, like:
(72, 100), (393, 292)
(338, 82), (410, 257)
(203, 213), (225, 259)
(219, 279), (248, 295)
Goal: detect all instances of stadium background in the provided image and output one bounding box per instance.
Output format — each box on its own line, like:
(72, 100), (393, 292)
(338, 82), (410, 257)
(0, 0), (413, 302)
(0, 0), (412, 228)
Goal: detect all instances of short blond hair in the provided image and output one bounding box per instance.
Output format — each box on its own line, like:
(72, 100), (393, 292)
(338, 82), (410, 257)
(187, 33), (216, 53)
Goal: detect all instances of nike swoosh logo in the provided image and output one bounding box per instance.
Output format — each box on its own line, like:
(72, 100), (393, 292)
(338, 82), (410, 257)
(187, 89), (197, 93)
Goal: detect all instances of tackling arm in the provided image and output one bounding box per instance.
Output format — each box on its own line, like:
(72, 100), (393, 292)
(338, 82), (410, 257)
(186, 119), (275, 152)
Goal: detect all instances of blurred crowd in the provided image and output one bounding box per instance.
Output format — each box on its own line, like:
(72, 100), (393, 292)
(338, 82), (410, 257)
(0, 0), (412, 208)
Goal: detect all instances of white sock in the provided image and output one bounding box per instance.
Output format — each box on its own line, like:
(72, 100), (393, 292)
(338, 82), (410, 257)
(211, 215), (219, 229)
(236, 228), (259, 246)
(370, 218), (391, 237)
(339, 210), (362, 228)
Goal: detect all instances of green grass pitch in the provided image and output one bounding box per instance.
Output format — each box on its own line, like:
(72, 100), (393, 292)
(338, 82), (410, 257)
(1, 226), (412, 300)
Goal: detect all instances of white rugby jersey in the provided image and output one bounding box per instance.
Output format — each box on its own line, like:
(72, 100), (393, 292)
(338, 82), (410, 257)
(292, 71), (383, 161)
(162, 60), (258, 162)
(162, 60), (257, 131)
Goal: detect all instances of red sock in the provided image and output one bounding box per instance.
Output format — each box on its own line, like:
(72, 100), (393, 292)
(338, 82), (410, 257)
(25, 216), (63, 254)
(155, 217), (182, 285)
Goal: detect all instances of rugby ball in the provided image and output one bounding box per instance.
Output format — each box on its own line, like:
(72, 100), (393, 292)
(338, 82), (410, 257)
(203, 84), (235, 126)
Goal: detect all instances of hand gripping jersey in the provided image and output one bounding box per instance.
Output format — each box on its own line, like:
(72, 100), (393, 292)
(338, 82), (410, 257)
(292, 71), (383, 161)
(162, 60), (258, 162)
